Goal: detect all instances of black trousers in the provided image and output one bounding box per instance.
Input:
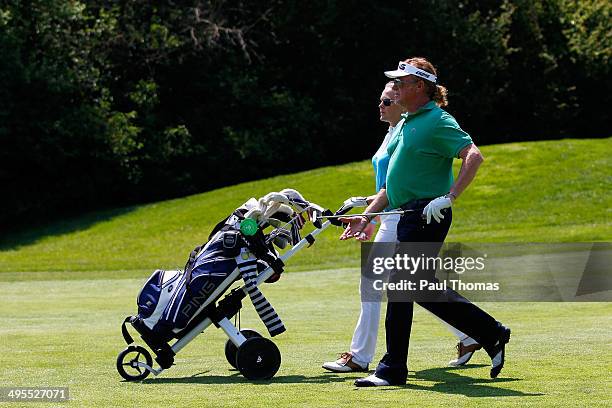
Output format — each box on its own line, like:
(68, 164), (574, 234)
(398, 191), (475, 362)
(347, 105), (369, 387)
(374, 205), (502, 384)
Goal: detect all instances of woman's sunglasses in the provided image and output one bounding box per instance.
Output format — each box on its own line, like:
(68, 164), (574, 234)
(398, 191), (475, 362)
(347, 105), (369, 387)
(381, 98), (393, 107)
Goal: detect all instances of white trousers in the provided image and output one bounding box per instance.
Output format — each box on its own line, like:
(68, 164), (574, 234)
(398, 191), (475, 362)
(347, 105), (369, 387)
(349, 214), (475, 365)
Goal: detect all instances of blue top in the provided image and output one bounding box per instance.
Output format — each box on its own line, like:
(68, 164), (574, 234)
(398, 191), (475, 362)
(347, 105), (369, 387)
(372, 120), (404, 210)
(372, 147), (389, 192)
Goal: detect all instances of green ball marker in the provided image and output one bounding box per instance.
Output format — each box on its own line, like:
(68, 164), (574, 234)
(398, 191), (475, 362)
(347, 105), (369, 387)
(240, 218), (258, 236)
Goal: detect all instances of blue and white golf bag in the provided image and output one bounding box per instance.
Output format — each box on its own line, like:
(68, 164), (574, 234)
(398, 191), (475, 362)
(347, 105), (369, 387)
(134, 234), (284, 342)
(121, 189), (316, 369)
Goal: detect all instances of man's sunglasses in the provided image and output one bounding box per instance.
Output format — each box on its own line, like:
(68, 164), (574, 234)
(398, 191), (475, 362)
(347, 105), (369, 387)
(393, 78), (419, 87)
(381, 98), (393, 107)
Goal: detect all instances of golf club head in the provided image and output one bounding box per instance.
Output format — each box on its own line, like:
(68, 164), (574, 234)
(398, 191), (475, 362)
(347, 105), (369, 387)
(337, 196), (368, 214)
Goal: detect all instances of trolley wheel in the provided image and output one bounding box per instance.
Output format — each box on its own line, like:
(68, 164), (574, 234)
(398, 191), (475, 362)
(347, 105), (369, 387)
(236, 337), (281, 380)
(116, 345), (153, 381)
(224, 329), (263, 369)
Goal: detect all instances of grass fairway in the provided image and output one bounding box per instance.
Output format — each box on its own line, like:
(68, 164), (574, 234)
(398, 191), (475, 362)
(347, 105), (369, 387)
(0, 138), (610, 407)
(1, 269), (611, 407)
(0, 138), (610, 278)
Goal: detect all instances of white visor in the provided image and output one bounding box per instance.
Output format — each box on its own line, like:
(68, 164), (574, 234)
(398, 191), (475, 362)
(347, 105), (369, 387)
(384, 61), (437, 83)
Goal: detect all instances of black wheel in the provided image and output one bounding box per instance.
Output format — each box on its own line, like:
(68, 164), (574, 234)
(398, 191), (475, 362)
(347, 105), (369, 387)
(236, 337), (281, 380)
(224, 329), (263, 369)
(116, 345), (153, 381)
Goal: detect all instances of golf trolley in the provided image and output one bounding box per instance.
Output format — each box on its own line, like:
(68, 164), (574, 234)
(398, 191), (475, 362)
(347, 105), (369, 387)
(116, 192), (370, 382)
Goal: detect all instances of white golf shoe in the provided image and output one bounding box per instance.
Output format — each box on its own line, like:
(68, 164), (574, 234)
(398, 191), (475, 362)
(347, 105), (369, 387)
(448, 341), (482, 367)
(322, 352), (368, 373)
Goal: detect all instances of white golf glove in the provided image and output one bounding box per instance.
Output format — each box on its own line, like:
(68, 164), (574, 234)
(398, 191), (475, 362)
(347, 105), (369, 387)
(423, 195), (453, 224)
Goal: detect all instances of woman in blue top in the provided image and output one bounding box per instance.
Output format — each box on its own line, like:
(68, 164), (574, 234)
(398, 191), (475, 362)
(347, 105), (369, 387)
(322, 81), (480, 373)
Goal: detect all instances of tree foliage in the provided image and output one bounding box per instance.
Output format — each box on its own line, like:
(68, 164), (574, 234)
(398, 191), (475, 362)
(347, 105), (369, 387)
(0, 0), (609, 227)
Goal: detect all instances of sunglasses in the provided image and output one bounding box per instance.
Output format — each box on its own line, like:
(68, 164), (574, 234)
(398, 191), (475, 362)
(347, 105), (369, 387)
(393, 78), (419, 87)
(380, 98), (393, 107)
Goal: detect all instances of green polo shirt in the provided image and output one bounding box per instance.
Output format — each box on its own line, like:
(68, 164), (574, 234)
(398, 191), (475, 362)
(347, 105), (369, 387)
(385, 100), (473, 209)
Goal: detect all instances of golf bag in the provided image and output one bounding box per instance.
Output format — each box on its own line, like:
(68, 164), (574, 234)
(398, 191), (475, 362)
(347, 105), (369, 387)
(132, 222), (286, 344)
(120, 189), (316, 373)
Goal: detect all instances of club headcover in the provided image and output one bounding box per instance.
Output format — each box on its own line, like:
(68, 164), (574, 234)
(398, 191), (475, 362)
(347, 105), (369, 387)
(280, 188), (310, 213)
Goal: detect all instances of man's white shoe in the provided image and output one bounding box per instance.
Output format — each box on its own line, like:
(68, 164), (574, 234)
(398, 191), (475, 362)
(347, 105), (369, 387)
(354, 374), (390, 387)
(322, 352), (368, 373)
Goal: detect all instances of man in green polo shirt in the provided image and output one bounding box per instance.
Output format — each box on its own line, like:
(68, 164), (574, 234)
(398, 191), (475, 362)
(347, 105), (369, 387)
(340, 57), (511, 387)
(385, 101), (473, 213)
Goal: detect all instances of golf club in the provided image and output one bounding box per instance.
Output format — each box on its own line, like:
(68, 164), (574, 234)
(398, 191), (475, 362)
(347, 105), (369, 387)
(318, 209), (418, 220)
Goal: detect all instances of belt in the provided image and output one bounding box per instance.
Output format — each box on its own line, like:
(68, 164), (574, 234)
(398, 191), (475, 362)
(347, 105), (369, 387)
(399, 197), (435, 211)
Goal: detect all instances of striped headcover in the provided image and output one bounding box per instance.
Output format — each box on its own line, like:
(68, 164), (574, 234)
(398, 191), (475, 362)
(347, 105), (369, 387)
(235, 248), (286, 337)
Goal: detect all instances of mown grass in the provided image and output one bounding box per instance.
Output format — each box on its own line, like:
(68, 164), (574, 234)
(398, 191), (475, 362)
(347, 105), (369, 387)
(0, 269), (610, 407)
(0, 138), (610, 407)
(0, 138), (610, 279)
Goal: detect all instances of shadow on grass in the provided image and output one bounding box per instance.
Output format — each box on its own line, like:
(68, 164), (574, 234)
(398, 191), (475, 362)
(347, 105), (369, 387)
(140, 364), (544, 398)
(375, 364), (544, 398)
(141, 370), (359, 385)
(140, 364), (542, 398)
(0, 206), (136, 251)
